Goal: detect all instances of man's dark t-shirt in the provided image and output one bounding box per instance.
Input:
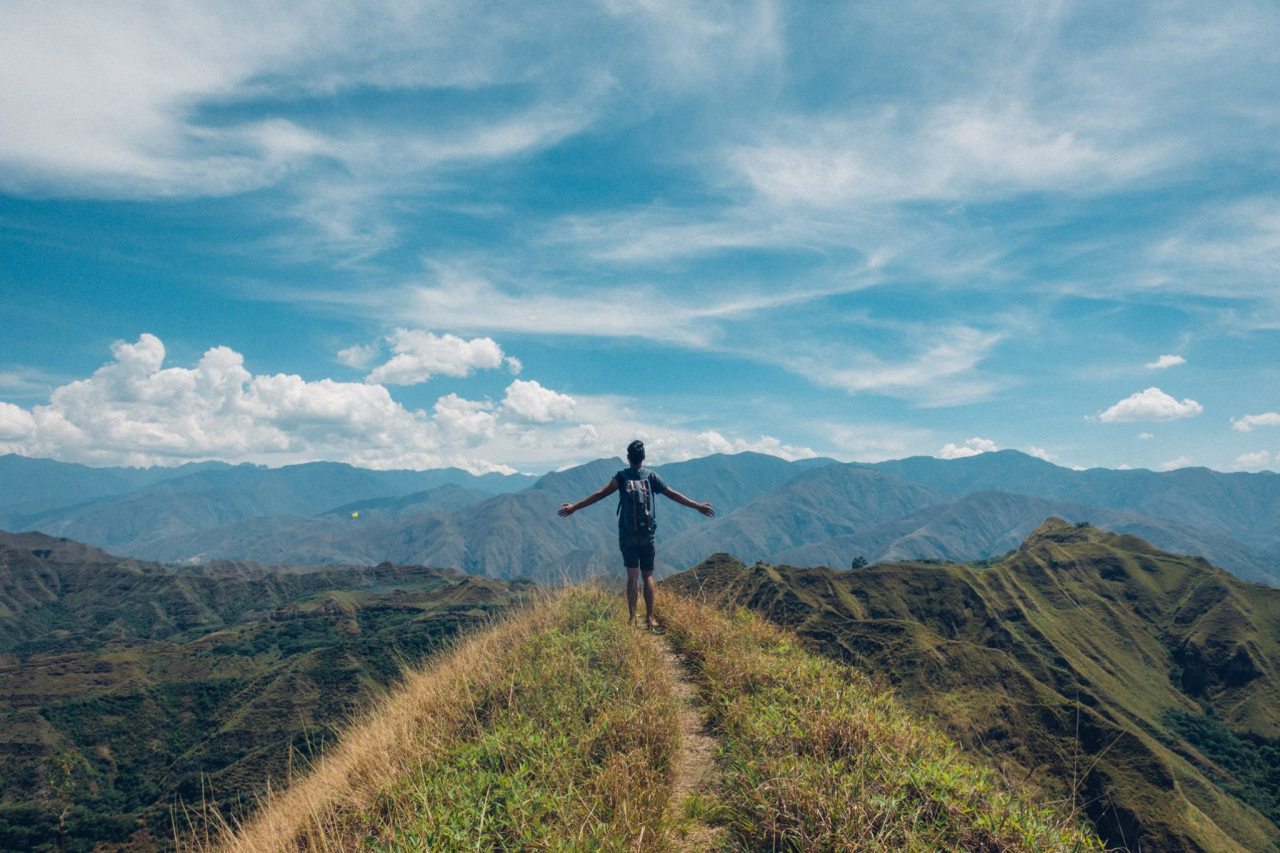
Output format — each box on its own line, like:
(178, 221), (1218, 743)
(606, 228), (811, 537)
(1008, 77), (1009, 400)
(614, 467), (668, 540)
(615, 467), (667, 574)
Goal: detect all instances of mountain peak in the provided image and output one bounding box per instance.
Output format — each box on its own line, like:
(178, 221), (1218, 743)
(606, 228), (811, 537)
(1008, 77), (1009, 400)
(1020, 516), (1098, 547)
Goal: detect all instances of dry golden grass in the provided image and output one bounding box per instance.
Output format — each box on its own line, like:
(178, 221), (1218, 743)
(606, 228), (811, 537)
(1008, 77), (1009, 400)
(199, 586), (682, 852)
(203, 594), (548, 852)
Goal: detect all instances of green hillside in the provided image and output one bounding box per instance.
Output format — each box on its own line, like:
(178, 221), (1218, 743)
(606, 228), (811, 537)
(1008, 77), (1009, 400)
(0, 532), (530, 852)
(216, 586), (1098, 852)
(663, 519), (1280, 851)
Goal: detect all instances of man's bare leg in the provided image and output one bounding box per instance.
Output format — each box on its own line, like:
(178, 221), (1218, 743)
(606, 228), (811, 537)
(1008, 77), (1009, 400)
(643, 573), (658, 628)
(625, 566), (640, 625)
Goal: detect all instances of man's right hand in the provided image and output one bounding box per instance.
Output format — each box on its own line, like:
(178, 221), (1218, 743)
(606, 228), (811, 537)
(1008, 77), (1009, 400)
(558, 503), (576, 517)
(698, 502), (716, 518)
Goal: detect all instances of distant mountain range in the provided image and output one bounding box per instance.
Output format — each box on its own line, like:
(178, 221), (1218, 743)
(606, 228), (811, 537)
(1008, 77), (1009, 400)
(0, 530), (530, 851)
(2, 450), (1277, 586)
(663, 520), (1280, 852)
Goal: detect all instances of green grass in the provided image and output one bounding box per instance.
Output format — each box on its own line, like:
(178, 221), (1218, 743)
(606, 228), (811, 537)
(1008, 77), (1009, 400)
(361, 590), (678, 849)
(218, 587), (681, 851)
(1165, 709), (1280, 829)
(661, 594), (1103, 852)
(663, 523), (1280, 850)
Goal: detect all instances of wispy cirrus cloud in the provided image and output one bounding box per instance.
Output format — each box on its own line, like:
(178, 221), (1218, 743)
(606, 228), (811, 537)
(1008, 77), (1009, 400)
(764, 325), (1008, 406)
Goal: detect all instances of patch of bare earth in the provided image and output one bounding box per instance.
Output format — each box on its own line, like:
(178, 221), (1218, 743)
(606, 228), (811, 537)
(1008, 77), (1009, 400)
(647, 632), (724, 850)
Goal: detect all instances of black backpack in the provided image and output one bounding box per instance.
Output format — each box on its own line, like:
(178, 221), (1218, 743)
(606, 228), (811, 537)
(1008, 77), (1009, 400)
(616, 468), (657, 536)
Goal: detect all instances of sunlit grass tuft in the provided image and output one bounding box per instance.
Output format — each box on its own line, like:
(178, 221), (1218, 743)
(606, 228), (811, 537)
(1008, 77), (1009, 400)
(661, 595), (1105, 852)
(206, 587), (679, 851)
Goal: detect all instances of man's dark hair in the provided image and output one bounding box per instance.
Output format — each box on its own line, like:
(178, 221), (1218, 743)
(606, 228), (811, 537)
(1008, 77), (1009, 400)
(626, 440), (645, 465)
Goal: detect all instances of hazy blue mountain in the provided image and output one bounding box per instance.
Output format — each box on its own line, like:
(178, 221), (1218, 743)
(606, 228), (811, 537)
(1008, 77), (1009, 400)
(128, 454), (829, 577)
(5, 457), (532, 555)
(772, 490), (1280, 585)
(321, 483), (496, 517)
(4, 451), (1278, 587)
(663, 464), (945, 566)
(0, 454), (231, 523)
(866, 451), (1280, 554)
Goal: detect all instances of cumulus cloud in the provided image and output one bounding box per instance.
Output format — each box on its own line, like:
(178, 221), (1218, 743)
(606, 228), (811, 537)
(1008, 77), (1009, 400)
(365, 329), (505, 386)
(1138, 432), (1154, 440)
(1098, 387), (1203, 422)
(1025, 446), (1054, 462)
(1159, 456), (1194, 471)
(336, 343), (379, 369)
(0, 334), (820, 472)
(1145, 354), (1185, 369)
(431, 393), (498, 446)
(0, 401), (36, 442)
(693, 431), (817, 461)
(1234, 450), (1275, 471)
(937, 437), (998, 459)
(1232, 412), (1280, 432)
(0, 334), (466, 468)
(502, 380), (576, 423)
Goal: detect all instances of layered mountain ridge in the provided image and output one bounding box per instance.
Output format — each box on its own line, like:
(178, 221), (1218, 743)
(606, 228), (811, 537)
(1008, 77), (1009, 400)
(0, 530), (531, 850)
(4, 450), (1277, 586)
(663, 519), (1280, 852)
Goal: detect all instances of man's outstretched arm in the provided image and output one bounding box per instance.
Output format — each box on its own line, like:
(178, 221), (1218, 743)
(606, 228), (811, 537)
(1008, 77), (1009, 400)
(662, 488), (715, 517)
(558, 478), (618, 517)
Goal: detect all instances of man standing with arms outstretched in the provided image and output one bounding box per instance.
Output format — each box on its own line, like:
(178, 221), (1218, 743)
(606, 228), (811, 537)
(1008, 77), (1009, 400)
(558, 440), (715, 628)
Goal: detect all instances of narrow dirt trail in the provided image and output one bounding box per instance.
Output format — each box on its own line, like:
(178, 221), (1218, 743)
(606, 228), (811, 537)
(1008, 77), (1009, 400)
(646, 632), (724, 850)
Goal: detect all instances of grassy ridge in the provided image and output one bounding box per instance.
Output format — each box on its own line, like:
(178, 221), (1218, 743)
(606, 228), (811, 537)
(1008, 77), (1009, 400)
(662, 519), (1280, 851)
(661, 593), (1103, 851)
(213, 587), (679, 851)
(216, 584), (1103, 851)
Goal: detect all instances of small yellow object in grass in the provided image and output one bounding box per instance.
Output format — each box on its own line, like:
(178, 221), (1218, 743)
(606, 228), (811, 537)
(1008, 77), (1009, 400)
(351, 511), (359, 519)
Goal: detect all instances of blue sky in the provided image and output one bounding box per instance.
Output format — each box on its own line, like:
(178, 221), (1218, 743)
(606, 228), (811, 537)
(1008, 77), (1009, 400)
(1, 1), (1278, 474)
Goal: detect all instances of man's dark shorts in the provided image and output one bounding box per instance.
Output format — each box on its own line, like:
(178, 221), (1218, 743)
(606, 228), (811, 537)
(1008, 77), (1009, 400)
(619, 535), (656, 574)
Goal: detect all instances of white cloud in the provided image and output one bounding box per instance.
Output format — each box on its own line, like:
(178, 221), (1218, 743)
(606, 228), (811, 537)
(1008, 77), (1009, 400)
(1145, 354), (1185, 369)
(504, 356), (523, 375)
(336, 343), (379, 369)
(774, 325), (1005, 406)
(729, 100), (1167, 209)
(0, 401), (36, 442)
(1138, 432), (1154, 440)
(1025, 446), (1054, 462)
(0, 333), (517, 472)
(5, 336), (371, 464)
(1150, 199), (1280, 303)
(365, 329), (505, 386)
(394, 264), (858, 349)
(502, 380), (576, 423)
(808, 420), (934, 462)
(1234, 450), (1274, 471)
(1232, 412), (1280, 432)
(0, 3), (606, 200)
(1159, 456), (1194, 471)
(431, 394), (498, 446)
(1098, 387), (1203, 422)
(693, 431), (817, 462)
(937, 437), (998, 460)
(0, 334), (823, 473)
